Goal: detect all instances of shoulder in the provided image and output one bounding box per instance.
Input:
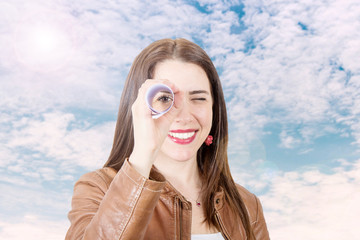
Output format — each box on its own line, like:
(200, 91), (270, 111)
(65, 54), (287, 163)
(235, 184), (262, 225)
(235, 184), (256, 202)
(235, 185), (270, 238)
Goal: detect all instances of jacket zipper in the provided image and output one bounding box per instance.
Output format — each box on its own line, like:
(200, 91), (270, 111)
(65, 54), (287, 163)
(215, 212), (230, 240)
(179, 198), (183, 240)
(174, 196), (182, 240)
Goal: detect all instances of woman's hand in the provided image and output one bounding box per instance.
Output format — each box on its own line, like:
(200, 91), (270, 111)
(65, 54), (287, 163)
(129, 79), (183, 178)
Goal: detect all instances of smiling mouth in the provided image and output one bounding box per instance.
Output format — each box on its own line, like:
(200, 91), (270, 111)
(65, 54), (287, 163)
(168, 130), (197, 144)
(168, 131), (195, 139)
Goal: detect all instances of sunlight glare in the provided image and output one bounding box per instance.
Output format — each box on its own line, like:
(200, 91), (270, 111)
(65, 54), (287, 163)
(14, 10), (75, 72)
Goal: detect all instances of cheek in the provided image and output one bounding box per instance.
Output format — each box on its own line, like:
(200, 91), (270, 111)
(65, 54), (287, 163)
(193, 106), (213, 130)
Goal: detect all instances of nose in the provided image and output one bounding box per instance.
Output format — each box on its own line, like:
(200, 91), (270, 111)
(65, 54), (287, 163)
(174, 99), (194, 124)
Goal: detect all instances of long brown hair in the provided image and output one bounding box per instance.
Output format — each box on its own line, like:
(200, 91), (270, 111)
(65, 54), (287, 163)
(104, 38), (255, 239)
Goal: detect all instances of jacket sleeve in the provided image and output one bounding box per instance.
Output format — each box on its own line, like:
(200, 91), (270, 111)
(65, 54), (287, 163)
(252, 196), (270, 240)
(65, 160), (166, 240)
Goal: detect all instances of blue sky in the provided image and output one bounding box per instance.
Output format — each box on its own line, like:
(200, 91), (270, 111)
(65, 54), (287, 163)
(1, 0), (360, 239)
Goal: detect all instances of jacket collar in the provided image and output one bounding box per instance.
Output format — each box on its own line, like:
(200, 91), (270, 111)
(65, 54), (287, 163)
(149, 165), (226, 210)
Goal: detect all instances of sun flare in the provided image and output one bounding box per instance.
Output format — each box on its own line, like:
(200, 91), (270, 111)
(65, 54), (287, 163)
(14, 10), (75, 72)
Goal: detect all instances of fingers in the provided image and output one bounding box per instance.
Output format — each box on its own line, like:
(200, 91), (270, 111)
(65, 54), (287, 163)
(172, 89), (184, 111)
(132, 79), (166, 118)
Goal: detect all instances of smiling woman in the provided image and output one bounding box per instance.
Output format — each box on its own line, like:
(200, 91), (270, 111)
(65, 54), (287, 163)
(14, 10), (75, 72)
(65, 38), (270, 240)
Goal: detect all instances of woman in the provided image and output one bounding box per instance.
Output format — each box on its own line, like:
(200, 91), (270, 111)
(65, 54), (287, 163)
(66, 38), (270, 240)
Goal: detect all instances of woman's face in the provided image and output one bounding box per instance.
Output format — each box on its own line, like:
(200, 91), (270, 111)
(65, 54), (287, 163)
(153, 59), (213, 162)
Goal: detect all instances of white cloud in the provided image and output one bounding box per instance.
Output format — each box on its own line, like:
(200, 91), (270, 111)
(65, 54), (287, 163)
(0, 173), (72, 227)
(279, 129), (300, 149)
(260, 159), (360, 240)
(210, 0), (360, 154)
(0, 215), (68, 240)
(4, 111), (115, 173)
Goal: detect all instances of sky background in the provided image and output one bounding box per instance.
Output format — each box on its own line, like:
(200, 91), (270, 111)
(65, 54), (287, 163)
(1, 0), (360, 239)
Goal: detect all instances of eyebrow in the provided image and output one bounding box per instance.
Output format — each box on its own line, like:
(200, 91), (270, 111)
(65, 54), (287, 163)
(189, 90), (210, 95)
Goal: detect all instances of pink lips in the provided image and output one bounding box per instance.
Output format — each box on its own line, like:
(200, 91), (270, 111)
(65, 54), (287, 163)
(168, 129), (197, 145)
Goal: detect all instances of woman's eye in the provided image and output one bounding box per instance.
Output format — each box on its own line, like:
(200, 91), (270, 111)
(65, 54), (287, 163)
(157, 95), (173, 102)
(192, 97), (207, 101)
(151, 93), (174, 112)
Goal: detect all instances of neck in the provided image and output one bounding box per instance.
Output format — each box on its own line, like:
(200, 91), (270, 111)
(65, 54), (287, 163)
(154, 154), (202, 191)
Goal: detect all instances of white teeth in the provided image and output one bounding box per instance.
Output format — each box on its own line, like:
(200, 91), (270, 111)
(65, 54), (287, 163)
(169, 131), (195, 139)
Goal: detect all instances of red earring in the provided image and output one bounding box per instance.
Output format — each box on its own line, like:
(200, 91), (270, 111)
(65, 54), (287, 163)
(205, 135), (213, 146)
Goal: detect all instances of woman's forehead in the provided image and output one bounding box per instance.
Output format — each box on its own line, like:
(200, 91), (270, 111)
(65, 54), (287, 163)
(153, 60), (211, 91)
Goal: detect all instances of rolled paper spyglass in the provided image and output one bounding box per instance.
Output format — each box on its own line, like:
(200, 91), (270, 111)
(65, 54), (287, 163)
(145, 83), (174, 119)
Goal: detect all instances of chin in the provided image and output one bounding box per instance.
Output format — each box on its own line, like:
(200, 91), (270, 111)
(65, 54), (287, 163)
(159, 144), (198, 162)
(159, 138), (201, 162)
(166, 151), (195, 162)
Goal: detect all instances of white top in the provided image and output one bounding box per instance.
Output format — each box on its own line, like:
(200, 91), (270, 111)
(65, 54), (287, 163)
(191, 232), (224, 240)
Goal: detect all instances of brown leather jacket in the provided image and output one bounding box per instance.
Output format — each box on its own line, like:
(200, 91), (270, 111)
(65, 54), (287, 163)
(66, 160), (270, 240)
